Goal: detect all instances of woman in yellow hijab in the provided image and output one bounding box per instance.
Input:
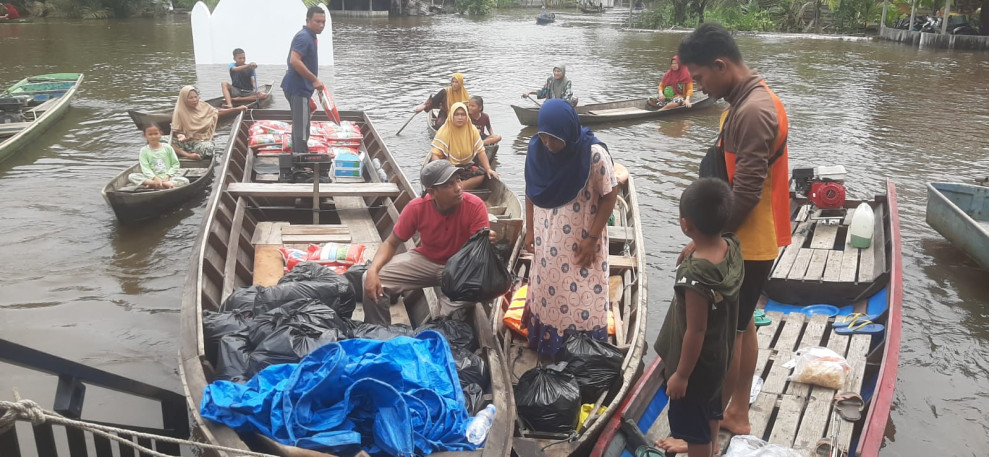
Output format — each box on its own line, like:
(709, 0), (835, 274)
(415, 73), (470, 130)
(430, 102), (498, 190)
(170, 86), (245, 160)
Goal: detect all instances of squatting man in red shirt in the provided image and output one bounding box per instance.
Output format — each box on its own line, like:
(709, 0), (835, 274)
(362, 160), (497, 325)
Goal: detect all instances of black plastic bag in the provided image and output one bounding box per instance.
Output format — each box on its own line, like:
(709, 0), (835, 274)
(351, 321), (415, 340)
(215, 333), (253, 384)
(219, 285), (263, 313)
(515, 365), (581, 434)
(203, 311), (254, 365)
(269, 262), (357, 319)
(344, 262), (369, 303)
(416, 316), (478, 352)
(247, 299), (352, 346)
(453, 347), (489, 389)
(559, 333), (623, 403)
(699, 132), (728, 182)
(247, 322), (349, 377)
(441, 228), (511, 303)
(462, 382), (484, 416)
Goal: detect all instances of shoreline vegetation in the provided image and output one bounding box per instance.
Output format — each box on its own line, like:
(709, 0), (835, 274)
(8, 0), (979, 34)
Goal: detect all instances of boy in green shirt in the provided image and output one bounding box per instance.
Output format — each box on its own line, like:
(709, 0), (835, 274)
(654, 178), (743, 456)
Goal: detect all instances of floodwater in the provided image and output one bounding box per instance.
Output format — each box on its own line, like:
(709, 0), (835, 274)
(1, 10), (988, 456)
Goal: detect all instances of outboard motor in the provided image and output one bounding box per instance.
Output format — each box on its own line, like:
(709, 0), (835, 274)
(792, 166), (847, 209)
(0, 97), (26, 125)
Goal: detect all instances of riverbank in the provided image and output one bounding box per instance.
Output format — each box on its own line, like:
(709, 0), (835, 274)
(880, 25), (989, 51)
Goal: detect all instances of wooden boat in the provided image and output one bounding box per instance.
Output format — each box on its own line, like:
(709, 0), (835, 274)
(0, 73), (84, 163)
(926, 182), (989, 270)
(178, 109), (516, 457)
(101, 158), (215, 224)
(536, 12), (556, 24)
(490, 167), (648, 457)
(126, 83), (273, 134)
(592, 180), (903, 457)
(511, 94), (715, 127)
(0, 18), (32, 23)
(579, 5), (604, 13)
(427, 109), (500, 162)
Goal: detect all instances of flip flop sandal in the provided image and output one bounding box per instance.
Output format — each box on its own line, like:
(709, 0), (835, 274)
(834, 319), (885, 335)
(834, 392), (865, 422)
(815, 439), (848, 457)
(832, 313), (875, 329)
(753, 309), (772, 327)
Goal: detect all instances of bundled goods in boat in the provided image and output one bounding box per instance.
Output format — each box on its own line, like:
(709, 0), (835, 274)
(349, 321), (416, 340)
(558, 333), (623, 402)
(785, 346), (850, 389)
(515, 364), (582, 433)
(415, 316), (479, 352)
(279, 242), (367, 273)
(247, 120), (363, 155)
(503, 285), (616, 338)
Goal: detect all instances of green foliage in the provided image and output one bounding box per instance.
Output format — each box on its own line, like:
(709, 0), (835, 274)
(631, 4), (675, 28)
(705, 3), (777, 31)
(455, 0), (494, 15)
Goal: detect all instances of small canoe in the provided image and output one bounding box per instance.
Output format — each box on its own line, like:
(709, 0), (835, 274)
(580, 6), (604, 13)
(592, 179), (902, 457)
(0, 73), (84, 164)
(427, 109), (500, 162)
(179, 109), (515, 457)
(511, 94), (715, 127)
(926, 182), (989, 270)
(101, 158), (216, 224)
(126, 83), (273, 134)
(536, 13), (556, 24)
(491, 166), (648, 457)
(0, 18), (32, 23)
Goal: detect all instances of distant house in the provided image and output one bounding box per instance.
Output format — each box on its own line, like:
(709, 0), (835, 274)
(327, 0), (389, 17)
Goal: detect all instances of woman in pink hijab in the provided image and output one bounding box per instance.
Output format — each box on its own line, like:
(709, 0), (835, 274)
(649, 56), (694, 110)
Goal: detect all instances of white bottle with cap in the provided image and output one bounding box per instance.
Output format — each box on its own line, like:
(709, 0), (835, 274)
(849, 202), (875, 249)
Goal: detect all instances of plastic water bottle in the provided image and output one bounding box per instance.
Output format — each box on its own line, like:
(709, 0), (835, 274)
(849, 202), (875, 248)
(465, 404), (497, 445)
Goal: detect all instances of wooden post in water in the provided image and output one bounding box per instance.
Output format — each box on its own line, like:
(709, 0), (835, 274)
(941, 0), (952, 34)
(909, 0), (917, 32)
(880, 0), (889, 30)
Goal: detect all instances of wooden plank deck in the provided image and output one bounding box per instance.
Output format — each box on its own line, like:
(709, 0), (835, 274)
(643, 310), (870, 456)
(226, 182), (401, 198)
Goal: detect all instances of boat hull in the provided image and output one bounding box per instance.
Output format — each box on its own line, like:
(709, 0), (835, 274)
(926, 182), (989, 270)
(0, 73), (84, 164)
(101, 159), (215, 224)
(126, 83), (274, 134)
(511, 94), (715, 126)
(178, 109), (515, 457)
(591, 180), (902, 457)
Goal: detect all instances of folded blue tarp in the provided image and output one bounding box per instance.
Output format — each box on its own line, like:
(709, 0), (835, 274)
(201, 330), (477, 456)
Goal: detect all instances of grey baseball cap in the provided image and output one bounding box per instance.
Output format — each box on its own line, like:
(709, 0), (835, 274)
(420, 160), (458, 190)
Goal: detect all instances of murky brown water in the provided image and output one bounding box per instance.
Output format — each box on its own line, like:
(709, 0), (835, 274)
(2, 10), (988, 455)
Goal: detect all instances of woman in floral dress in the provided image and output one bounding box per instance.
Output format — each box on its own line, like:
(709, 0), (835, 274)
(523, 99), (618, 359)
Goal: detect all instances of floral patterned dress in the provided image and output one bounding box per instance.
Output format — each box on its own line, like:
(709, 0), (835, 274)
(525, 144), (617, 359)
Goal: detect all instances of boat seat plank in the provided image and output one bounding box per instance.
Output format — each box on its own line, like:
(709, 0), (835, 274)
(791, 393), (832, 454)
(756, 347), (773, 381)
(772, 223), (811, 279)
(586, 107), (649, 116)
(787, 249), (814, 280)
(775, 311), (806, 353)
(803, 249), (830, 281)
(795, 204), (811, 223)
(226, 182), (401, 198)
(838, 250), (859, 283)
(858, 204), (886, 282)
(519, 253), (637, 270)
(757, 311), (783, 350)
(749, 391), (778, 439)
(821, 249), (845, 282)
(762, 349), (793, 395)
(767, 393), (806, 447)
(608, 226), (633, 244)
(809, 223), (839, 250)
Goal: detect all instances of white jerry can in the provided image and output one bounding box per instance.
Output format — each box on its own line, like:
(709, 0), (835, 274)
(849, 202), (875, 249)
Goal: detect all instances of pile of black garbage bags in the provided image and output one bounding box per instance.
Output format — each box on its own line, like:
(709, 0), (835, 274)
(514, 334), (624, 434)
(202, 262), (489, 414)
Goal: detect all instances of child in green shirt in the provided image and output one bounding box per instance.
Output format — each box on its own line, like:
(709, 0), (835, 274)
(128, 124), (189, 189)
(654, 178), (743, 457)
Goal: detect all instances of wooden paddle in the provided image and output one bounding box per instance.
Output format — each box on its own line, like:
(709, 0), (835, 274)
(396, 110), (420, 135)
(526, 94), (543, 107)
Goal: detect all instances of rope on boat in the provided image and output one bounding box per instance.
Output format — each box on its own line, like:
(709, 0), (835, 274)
(0, 397), (279, 457)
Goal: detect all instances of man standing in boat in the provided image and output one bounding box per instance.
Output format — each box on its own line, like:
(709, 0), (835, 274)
(281, 5), (326, 157)
(362, 161), (496, 325)
(658, 22), (791, 453)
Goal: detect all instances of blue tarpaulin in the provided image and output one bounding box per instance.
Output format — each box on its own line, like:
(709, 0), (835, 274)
(200, 330), (477, 456)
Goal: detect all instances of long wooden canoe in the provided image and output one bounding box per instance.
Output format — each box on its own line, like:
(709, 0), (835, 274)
(126, 83), (273, 134)
(511, 94), (715, 127)
(101, 158), (215, 224)
(491, 167), (648, 457)
(592, 180), (902, 457)
(427, 109), (500, 162)
(178, 109), (515, 457)
(0, 73), (84, 164)
(926, 182), (989, 270)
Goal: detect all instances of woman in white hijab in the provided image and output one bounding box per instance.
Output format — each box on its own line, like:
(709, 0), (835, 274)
(522, 64), (577, 106)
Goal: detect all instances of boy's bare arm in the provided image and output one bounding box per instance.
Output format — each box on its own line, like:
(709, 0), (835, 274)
(675, 289), (709, 378)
